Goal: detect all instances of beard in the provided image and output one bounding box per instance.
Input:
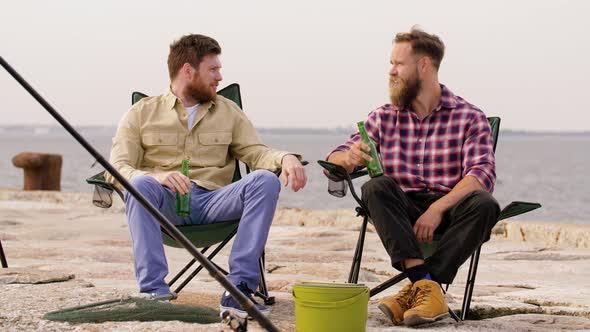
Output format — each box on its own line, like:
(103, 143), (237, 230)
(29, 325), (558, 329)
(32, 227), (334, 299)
(389, 70), (421, 108)
(188, 79), (216, 103)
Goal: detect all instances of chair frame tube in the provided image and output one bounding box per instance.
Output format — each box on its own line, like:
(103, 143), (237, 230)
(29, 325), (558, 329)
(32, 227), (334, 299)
(461, 246), (482, 320)
(0, 240), (7, 268)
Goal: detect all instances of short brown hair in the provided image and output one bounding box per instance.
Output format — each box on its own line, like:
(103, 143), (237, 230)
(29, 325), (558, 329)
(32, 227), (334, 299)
(394, 27), (445, 70)
(167, 34), (221, 80)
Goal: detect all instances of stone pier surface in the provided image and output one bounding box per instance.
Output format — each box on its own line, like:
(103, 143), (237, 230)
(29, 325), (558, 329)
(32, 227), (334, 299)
(1, 188), (589, 331)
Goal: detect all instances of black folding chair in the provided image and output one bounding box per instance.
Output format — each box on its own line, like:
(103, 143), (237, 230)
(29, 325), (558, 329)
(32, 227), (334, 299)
(87, 84), (276, 304)
(318, 117), (541, 320)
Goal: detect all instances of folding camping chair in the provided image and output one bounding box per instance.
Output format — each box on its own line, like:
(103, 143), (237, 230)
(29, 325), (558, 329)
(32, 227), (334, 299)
(318, 117), (542, 320)
(87, 83), (274, 304)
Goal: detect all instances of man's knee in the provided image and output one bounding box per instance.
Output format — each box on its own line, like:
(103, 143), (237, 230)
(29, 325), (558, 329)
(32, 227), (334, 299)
(126, 175), (165, 204)
(129, 175), (160, 193)
(361, 176), (399, 202)
(461, 190), (501, 229)
(249, 170), (280, 194)
(470, 191), (500, 214)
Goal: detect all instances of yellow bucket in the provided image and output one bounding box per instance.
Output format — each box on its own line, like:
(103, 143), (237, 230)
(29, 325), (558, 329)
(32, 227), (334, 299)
(292, 282), (369, 332)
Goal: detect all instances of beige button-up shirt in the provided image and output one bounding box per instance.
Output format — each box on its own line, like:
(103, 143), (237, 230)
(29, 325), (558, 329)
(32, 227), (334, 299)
(106, 89), (297, 190)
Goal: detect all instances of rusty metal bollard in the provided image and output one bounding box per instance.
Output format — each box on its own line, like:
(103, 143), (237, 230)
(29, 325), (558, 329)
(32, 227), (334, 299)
(12, 152), (62, 191)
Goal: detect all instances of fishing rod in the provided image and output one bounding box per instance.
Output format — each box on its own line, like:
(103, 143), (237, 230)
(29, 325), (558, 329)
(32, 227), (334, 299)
(0, 56), (278, 332)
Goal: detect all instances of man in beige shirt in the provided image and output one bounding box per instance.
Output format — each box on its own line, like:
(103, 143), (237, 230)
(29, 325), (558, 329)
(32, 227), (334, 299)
(108, 34), (307, 318)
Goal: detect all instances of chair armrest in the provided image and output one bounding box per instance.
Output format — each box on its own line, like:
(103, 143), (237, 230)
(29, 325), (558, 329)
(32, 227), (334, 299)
(86, 171), (116, 190)
(499, 201), (542, 221)
(317, 160), (370, 202)
(317, 160), (367, 181)
(317, 160), (349, 181)
(86, 171), (124, 204)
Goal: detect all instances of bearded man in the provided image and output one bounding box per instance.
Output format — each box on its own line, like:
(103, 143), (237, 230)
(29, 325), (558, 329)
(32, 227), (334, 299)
(327, 27), (499, 327)
(107, 34), (307, 318)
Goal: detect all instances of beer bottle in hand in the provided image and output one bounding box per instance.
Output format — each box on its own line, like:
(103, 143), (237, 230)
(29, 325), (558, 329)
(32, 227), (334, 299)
(357, 121), (384, 177)
(176, 159), (191, 217)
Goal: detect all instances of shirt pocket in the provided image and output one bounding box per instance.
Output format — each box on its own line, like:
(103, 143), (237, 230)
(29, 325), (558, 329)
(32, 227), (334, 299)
(142, 132), (179, 166)
(197, 132), (232, 167)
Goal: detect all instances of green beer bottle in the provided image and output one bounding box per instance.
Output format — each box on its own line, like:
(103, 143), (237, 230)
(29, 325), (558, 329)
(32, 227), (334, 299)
(357, 121), (384, 178)
(176, 159), (191, 217)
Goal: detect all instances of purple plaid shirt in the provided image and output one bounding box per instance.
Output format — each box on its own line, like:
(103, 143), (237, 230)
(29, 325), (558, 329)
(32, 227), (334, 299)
(331, 84), (496, 193)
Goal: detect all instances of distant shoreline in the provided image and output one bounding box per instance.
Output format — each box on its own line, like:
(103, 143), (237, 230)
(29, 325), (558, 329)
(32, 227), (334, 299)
(1, 188), (589, 249)
(1, 125), (590, 136)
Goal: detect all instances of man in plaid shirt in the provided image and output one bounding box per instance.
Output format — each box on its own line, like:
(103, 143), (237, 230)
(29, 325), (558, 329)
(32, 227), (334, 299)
(328, 28), (500, 327)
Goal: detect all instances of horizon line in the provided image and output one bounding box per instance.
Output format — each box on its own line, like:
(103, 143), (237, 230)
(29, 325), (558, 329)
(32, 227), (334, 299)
(1, 124), (590, 135)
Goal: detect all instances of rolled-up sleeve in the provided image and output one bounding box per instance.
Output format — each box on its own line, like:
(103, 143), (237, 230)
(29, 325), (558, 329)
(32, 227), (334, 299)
(462, 112), (496, 192)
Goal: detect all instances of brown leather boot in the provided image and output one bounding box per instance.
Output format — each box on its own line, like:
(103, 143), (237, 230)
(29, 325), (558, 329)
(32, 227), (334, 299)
(403, 279), (449, 326)
(377, 282), (414, 325)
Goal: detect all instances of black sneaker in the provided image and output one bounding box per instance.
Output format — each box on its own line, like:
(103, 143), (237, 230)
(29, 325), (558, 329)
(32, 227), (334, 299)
(219, 282), (270, 319)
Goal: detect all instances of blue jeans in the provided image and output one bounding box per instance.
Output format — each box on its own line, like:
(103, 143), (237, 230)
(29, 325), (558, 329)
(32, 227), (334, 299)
(124, 170), (281, 295)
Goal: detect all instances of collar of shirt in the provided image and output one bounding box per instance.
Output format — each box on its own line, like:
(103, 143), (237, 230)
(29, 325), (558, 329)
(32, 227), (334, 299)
(394, 83), (459, 114)
(437, 84), (458, 110)
(162, 87), (216, 113)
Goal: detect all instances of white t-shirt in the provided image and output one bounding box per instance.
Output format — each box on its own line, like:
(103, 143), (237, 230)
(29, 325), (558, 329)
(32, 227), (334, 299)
(186, 104), (199, 129)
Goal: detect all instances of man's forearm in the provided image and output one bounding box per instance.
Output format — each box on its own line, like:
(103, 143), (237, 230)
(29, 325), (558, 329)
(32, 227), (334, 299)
(429, 175), (484, 214)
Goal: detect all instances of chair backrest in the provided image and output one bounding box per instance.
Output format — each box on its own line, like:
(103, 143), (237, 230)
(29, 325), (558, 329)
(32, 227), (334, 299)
(487, 117), (501, 153)
(132, 84), (243, 108)
(131, 84), (245, 182)
(132, 91), (147, 105)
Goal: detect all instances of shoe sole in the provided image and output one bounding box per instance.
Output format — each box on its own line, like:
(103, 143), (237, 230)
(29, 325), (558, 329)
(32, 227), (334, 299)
(219, 306), (270, 320)
(377, 304), (403, 325)
(137, 292), (177, 301)
(404, 312), (449, 326)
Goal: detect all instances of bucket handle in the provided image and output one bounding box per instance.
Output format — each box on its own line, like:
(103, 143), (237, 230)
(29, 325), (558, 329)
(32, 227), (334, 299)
(293, 288), (368, 309)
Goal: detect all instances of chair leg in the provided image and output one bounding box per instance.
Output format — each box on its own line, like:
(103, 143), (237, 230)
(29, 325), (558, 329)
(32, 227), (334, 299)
(257, 254), (268, 298)
(348, 215), (369, 284)
(369, 272), (407, 298)
(204, 252), (274, 305)
(255, 252), (275, 305)
(168, 247), (210, 288)
(448, 307), (461, 322)
(440, 284), (460, 322)
(172, 231), (237, 294)
(211, 261), (229, 275)
(461, 246), (482, 320)
(0, 240), (7, 268)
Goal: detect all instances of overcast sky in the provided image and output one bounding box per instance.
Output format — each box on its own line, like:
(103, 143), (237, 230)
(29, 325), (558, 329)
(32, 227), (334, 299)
(1, 0), (588, 131)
